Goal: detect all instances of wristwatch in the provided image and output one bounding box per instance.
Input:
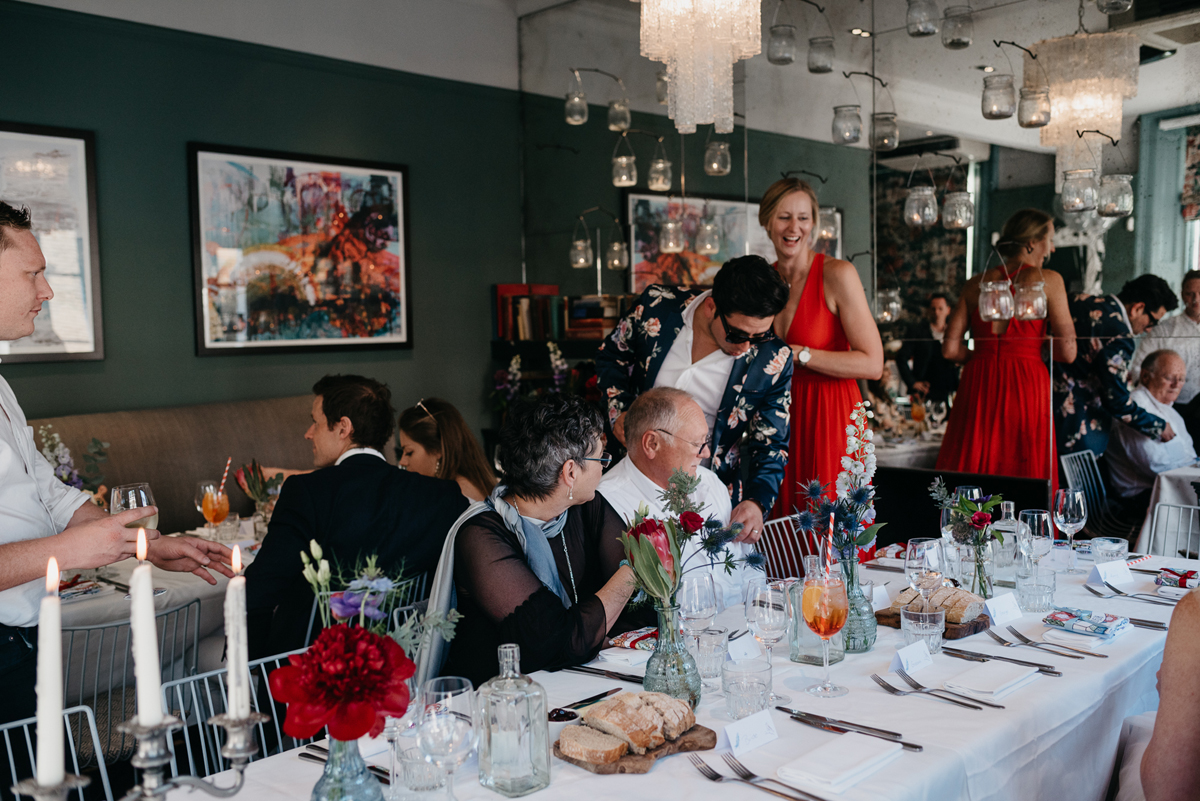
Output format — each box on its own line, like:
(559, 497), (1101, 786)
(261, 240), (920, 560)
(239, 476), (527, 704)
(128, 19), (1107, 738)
(797, 346), (811, 366)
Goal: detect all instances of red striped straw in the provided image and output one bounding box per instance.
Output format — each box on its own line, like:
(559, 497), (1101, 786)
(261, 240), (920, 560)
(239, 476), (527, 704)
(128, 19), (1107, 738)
(217, 456), (232, 496)
(825, 511), (834, 575)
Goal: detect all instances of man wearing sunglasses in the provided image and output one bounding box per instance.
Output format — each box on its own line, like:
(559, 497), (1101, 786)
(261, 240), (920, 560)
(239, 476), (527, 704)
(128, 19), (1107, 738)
(1055, 273), (1179, 459)
(596, 256), (792, 544)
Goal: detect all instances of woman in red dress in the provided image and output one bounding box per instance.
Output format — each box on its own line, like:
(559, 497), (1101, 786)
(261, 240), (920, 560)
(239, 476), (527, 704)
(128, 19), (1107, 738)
(936, 209), (1076, 492)
(764, 178), (883, 523)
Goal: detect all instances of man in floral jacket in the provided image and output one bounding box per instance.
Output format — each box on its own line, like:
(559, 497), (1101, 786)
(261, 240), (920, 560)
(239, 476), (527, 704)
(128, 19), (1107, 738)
(596, 256), (792, 544)
(1054, 274), (1179, 457)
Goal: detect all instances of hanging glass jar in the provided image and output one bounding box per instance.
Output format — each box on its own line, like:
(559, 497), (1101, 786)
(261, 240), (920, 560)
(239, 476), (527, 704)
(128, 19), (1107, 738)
(941, 6), (973, 49)
(1014, 281), (1048, 320)
(656, 71), (669, 105)
(1097, 0), (1133, 13)
(832, 105), (863, 145)
(768, 24), (798, 65)
(564, 87), (588, 126)
(659, 220), (685, 254)
(981, 74), (1016, 119)
(605, 239), (629, 270)
(647, 159), (672, 192)
(1062, 169), (1099, 212)
(612, 155), (637, 188)
(904, 186), (939, 228)
(978, 279), (1015, 321)
(817, 207), (840, 242)
(1097, 174), (1134, 218)
(607, 99), (631, 132)
(568, 238), (592, 269)
(807, 36), (834, 73)
(906, 0), (940, 36)
(876, 288), (902, 324)
(695, 222), (721, 255)
(942, 192), (974, 229)
(1018, 87), (1052, 128)
(871, 112), (899, 151)
(704, 141), (732, 176)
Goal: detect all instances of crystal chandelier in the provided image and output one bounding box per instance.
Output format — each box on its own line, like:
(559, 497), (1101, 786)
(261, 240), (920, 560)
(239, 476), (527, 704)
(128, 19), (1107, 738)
(633, 0), (761, 134)
(1024, 31), (1138, 189)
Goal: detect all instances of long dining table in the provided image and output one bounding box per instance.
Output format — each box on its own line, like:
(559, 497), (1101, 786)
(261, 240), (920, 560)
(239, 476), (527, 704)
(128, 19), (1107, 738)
(163, 554), (1189, 801)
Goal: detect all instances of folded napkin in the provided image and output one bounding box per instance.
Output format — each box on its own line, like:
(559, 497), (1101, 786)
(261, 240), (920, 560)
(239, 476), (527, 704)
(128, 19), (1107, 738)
(1155, 568), (1199, 589)
(607, 627), (657, 651)
(1157, 585), (1190, 600)
(1043, 627), (1124, 650)
(878, 543), (905, 560)
(1043, 606), (1130, 638)
(944, 661), (1039, 699)
(777, 732), (902, 794)
(871, 556), (906, 569)
(597, 648), (651, 666)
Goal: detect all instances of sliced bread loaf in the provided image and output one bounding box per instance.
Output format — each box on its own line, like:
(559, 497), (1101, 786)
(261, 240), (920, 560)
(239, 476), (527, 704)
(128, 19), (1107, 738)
(637, 692), (695, 740)
(558, 724), (628, 764)
(579, 692), (665, 754)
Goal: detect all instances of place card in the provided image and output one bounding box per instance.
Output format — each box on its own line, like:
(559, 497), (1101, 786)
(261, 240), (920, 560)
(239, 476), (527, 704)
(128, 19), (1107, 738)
(1043, 547), (1076, 572)
(717, 709), (778, 757)
(871, 584), (891, 612)
(984, 592), (1023, 626)
(728, 634), (762, 661)
(889, 640), (933, 675)
(1088, 559), (1133, 587)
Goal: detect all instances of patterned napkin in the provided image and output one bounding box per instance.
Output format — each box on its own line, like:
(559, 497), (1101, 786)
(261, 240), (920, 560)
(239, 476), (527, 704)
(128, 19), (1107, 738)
(607, 627), (658, 651)
(1043, 607), (1129, 638)
(1155, 568), (1199, 589)
(1157, 585), (1189, 600)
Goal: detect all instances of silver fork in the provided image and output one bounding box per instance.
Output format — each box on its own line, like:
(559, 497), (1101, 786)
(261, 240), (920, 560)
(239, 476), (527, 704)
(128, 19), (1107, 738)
(1083, 583), (1175, 607)
(687, 754), (815, 801)
(869, 673), (982, 709)
(1103, 580), (1179, 604)
(985, 628), (1083, 659)
(894, 667), (1005, 709)
(722, 753), (830, 799)
(1005, 625), (1107, 658)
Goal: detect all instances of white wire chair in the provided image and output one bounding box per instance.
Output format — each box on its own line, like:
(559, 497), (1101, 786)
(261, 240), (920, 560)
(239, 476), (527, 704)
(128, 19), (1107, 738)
(304, 573), (429, 646)
(0, 705), (113, 801)
(1146, 503), (1200, 558)
(160, 648), (312, 779)
(1059, 451), (1140, 540)
(756, 517), (822, 581)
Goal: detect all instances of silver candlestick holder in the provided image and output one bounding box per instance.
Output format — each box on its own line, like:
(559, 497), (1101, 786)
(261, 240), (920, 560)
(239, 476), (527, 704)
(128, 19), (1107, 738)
(11, 774), (90, 801)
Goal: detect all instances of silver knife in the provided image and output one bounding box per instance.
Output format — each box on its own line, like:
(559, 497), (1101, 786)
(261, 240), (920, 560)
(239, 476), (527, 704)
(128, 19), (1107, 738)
(789, 714), (923, 752)
(941, 647), (1063, 676)
(776, 707), (902, 740)
(1128, 618), (1168, 630)
(863, 562), (905, 573)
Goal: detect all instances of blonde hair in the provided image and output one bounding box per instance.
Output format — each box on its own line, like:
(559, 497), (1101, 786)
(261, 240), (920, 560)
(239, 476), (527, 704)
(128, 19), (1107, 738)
(758, 177), (820, 232)
(996, 209), (1053, 262)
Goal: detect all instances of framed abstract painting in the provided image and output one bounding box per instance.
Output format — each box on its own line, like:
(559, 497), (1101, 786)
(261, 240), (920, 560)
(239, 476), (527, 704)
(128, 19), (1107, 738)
(189, 143), (411, 355)
(0, 121), (102, 363)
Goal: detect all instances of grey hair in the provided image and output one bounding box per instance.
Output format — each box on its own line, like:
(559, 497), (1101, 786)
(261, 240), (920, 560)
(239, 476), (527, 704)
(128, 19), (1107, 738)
(498, 395), (604, 501)
(1139, 349), (1182, 385)
(625, 387), (694, 451)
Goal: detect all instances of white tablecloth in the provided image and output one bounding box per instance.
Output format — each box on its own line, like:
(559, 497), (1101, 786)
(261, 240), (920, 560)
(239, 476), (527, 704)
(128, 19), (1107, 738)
(1135, 465), (1200, 553)
(873, 437), (943, 470)
(167, 558), (1191, 801)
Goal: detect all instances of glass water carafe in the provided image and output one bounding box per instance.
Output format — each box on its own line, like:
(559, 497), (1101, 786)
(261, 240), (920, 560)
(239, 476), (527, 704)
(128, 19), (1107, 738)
(477, 644), (550, 797)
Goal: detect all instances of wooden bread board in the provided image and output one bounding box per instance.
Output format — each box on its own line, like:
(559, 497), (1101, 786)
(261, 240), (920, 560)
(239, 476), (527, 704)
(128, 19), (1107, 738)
(875, 609), (991, 640)
(553, 724), (716, 774)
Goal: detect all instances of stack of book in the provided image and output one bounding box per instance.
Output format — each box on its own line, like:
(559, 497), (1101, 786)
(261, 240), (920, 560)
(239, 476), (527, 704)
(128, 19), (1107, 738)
(493, 285), (636, 342)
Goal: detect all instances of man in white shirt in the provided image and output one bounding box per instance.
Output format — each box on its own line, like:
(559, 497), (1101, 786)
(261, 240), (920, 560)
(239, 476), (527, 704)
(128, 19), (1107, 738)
(1131, 271), (1200, 439)
(598, 387), (756, 607)
(1108, 350), (1198, 503)
(0, 202), (233, 724)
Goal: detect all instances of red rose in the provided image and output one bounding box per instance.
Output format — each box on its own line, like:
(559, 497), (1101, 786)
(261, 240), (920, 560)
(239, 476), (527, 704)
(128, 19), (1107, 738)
(269, 624), (415, 741)
(679, 512), (704, 533)
(970, 511), (992, 530)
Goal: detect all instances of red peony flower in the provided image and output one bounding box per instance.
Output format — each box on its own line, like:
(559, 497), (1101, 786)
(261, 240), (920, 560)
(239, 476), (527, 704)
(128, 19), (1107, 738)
(269, 624), (415, 741)
(631, 518), (674, 582)
(679, 512), (704, 534)
(970, 511), (992, 530)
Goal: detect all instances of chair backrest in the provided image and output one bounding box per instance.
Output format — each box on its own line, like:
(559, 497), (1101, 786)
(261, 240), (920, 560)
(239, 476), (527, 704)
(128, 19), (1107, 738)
(390, 601), (427, 634)
(757, 517), (820, 580)
(304, 574), (430, 645)
(62, 599), (201, 767)
(161, 648), (311, 778)
(1060, 451), (1109, 512)
(1147, 503), (1200, 558)
(0, 706), (112, 801)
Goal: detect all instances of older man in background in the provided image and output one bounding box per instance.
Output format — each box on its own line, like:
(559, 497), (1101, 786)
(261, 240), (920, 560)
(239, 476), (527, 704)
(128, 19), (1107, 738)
(1107, 350), (1198, 517)
(1131, 271), (1200, 441)
(598, 387), (757, 607)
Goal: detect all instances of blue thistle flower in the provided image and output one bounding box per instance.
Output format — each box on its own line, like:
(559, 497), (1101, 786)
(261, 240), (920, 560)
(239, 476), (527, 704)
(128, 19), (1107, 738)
(802, 480), (826, 501)
(794, 510), (816, 533)
(816, 499), (836, 522)
(744, 552), (767, 569)
(848, 486), (874, 506)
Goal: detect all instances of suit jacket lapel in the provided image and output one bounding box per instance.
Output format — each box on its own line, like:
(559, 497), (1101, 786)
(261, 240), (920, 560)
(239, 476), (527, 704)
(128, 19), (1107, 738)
(642, 292), (695, 392)
(712, 348), (753, 445)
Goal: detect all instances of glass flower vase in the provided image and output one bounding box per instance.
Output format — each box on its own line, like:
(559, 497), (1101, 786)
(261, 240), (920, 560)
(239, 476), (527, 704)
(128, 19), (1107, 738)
(311, 738), (384, 801)
(838, 558), (877, 653)
(642, 602), (701, 709)
(961, 542), (995, 599)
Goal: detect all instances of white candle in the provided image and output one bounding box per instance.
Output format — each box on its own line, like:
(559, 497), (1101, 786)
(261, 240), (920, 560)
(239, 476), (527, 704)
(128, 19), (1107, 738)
(130, 530), (163, 726)
(36, 558), (63, 787)
(224, 546), (251, 719)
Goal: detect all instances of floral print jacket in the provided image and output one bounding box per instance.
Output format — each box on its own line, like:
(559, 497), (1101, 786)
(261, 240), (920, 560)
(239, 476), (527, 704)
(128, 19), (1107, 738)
(1053, 293), (1166, 456)
(595, 285), (793, 512)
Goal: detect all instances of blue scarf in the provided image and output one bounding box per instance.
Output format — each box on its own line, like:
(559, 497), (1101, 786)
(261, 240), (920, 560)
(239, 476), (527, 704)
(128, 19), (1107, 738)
(486, 484), (573, 608)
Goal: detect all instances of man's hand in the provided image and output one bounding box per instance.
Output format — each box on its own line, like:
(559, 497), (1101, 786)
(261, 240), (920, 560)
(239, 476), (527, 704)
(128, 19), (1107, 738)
(911, 381), (930, 398)
(58, 507), (163, 571)
(730, 501), (765, 544)
(613, 412), (628, 447)
(1163, 423), (1177, 443)
(146, 537), (235, 585)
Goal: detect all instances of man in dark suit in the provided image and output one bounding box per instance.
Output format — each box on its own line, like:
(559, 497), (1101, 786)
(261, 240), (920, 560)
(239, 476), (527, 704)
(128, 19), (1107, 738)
(896, 292), (959, 403)
(246, 374), (469, 658)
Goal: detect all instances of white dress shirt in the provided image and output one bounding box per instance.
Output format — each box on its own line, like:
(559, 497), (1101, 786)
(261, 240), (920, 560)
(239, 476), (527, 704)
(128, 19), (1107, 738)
(598, 455), (750, 607)
(335, 447), (387, 465)
(1107, 387), (1198, 498)
(0, 373), (89, 627)
(1130, 312), (1200, 405)
(653, 290), (737, 435)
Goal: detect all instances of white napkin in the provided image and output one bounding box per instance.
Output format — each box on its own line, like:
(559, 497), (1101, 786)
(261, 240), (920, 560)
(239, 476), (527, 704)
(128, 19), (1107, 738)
(1158, 585), (1189, 600)
(597, 648), (651, 666)
(1043, 627), (1124, 649)
(872, 556), (905, 569)
(777, 732), (902, 794)
(944, 661), (1039, 700)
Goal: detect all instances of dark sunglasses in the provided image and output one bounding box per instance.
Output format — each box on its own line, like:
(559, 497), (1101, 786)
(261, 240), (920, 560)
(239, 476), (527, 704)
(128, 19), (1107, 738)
(718, 311), (774, 345)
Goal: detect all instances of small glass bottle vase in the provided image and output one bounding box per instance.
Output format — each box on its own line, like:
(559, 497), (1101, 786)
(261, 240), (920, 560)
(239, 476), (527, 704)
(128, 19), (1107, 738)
(960, 541), (995, 599)
(838, 558), (877, 653)
(312, 738), (384, 801)
(478, 644), (551, 798)
(643, 602), (702, 709)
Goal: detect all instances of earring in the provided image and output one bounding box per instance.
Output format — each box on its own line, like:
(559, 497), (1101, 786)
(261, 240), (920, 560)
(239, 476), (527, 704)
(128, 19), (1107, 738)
(568, 486), (574, 501)
(436, 458), (442, 476)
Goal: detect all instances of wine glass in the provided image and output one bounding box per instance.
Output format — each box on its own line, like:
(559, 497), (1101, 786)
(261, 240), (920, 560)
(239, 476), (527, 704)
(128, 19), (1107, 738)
(802, 563), (849, 698)
(904, 538), (946, 610)
(1053, 489), (1088, 574)
(416, 676), (477, 801)
(110, 483), (158, 531)
(940, 486), (982, 539)
(679, 574), (717, 652)
(747, 580), (791, 704)
(1018, 509), (1053, 576)
(926, 400), (948, 431)
(194, 480), (229, 537)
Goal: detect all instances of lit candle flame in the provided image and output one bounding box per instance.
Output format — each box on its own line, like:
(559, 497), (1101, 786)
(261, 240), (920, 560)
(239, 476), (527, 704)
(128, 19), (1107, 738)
(232, 545), (242, 574)
(137, 528), (147, 562)
(46, 557), (58, 594)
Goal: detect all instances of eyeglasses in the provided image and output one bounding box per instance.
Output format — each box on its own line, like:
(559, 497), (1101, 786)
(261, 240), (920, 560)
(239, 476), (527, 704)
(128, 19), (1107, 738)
(717, 310), (774, 345)
(655, 428), (712, 456)
(579, 452), (613, 467)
